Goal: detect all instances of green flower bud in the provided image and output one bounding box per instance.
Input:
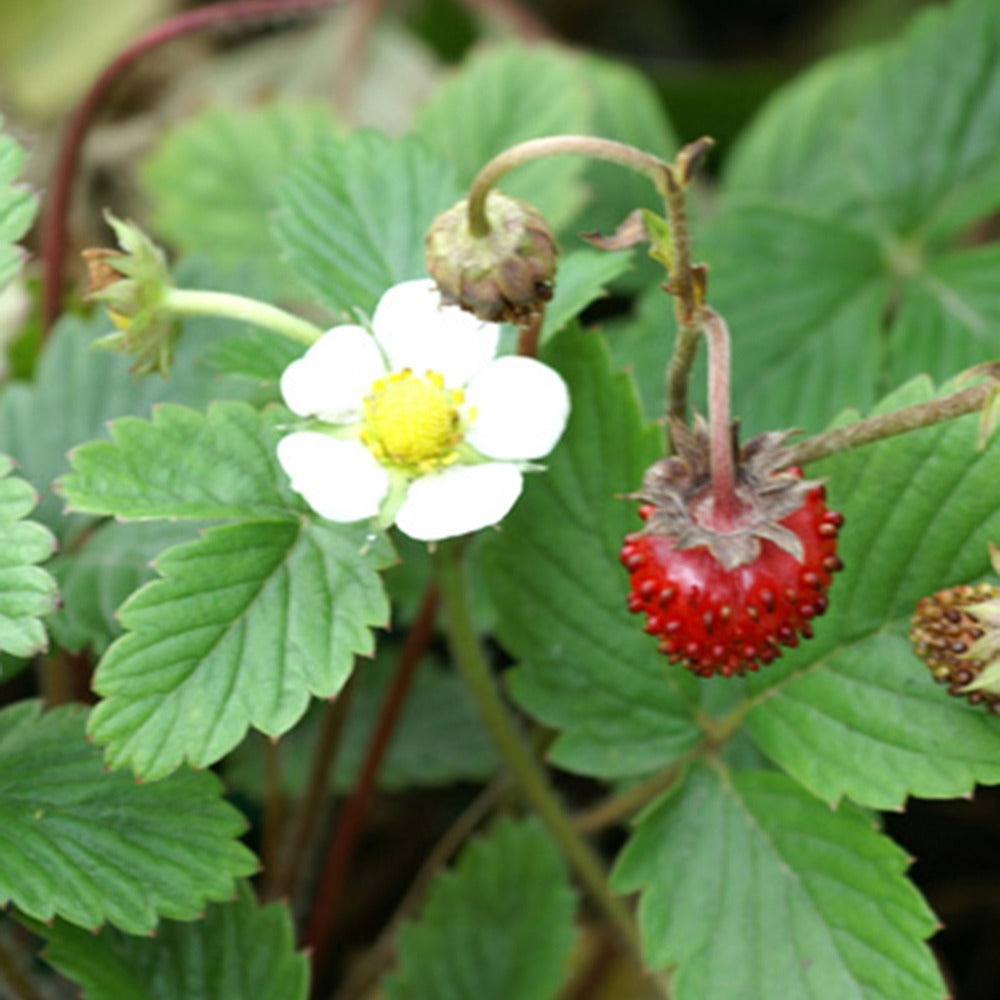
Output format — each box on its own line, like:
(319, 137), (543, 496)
(425, 192), (557, 324)
(83, 214), (179, 377)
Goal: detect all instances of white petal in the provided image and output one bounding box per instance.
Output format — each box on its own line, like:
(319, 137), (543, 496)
(465, 356), (570, 460)
(280, 325), (385, 422)
(277, 432), (389, 522)
(395, 463), (523, 542)
(372, 278), (500, 387)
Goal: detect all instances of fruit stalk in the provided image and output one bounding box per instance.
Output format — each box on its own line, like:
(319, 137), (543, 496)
(464, 135), (671, 237)
(702, 307), (740, 527)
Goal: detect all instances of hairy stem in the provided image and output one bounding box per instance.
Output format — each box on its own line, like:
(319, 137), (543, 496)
(163, 288), (323, 344)
(782, 378), (1000, 468)
(663, 137), (714, 425)
(306, 583), (440, 974)
(433, 541), (653, 977)
(466, 136), (670, 237)
(702, 308), (740, 524)
(40, 0), (342, 333)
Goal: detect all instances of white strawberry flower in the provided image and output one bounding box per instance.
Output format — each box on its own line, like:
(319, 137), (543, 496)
(277, 278), (570, 542)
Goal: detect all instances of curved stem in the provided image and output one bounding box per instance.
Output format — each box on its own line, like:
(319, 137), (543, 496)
(466, 136), (669, 237)
(782, 377), (1000, 468)
(40, 0), (342, 333)
(433, 541), (652, 976)
(162, 288), (323, 344)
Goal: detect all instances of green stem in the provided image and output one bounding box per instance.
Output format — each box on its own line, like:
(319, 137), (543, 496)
(466, 135), (670, 237)
(782, 376), (1000, 468)
(433, 541), (653, 977)
(162, 288), (323, 344)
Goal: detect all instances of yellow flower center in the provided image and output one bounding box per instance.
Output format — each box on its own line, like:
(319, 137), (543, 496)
(362, 369), (465, 469)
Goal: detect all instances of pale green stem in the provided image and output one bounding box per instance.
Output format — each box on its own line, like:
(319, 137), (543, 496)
(162, 287), (323, 344)
(466, 135), (670, 237)
(433, 541), (656, 981)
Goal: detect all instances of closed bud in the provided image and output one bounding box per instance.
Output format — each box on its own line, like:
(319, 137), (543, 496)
(425, 192), (557, 324)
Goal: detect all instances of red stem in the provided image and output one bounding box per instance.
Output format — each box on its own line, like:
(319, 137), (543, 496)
(40, 0), (342, 333)
(702, 307), (740, 526)
(306, 582), (440, 984)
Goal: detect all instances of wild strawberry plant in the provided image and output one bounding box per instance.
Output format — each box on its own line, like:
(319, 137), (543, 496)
(1, 0), (1000, 997)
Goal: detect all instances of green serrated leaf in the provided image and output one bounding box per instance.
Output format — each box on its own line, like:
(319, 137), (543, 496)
(141, 102), (340, 294)
(887, 243), (1000, 387)
(541, 249), (635, 343)
(0, 118), (38, 294)
(33, 883), (307, 1000)
(0, 311), (247, 534)
(847, 0), (1000, 239)
(613, 763), (943, 1000)
(48, 520), (199, 655)
(207, 326), (304, 383)
(0, 701), (256, 933)
(482, 326), (702, 779)
(59, 400), (294, 522)
(88, 518), (393, 780)
(721, 47), (881, 212)
(743, 378), (1000, 808)
(0, 455), (57, 657)
(272, 130), (459, 319)
(386, 818), (577, 1000)
(703, 202), (889, 434)
(226, 652), (498, 797)
(414, 44), (591, 232)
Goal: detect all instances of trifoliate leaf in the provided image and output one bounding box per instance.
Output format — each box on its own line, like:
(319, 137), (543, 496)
(0, 701), (256, 933)
(48, 520), (198, 655)
(385, 818), (577, 1000)
(414, 44), (590, 232)
(482, 326), (703, 779)
(612, 763), (943, 1000)
(0, 454), (57, 657)
(272, 130), (459, 319)
(88, 519), (393, 780)
(745, 378), (1000, 808)
(707, 0), (1000, 433)
(33, 884), (307, 1000)
(59, 401), (294, 522)
(0, 117), (37, 294)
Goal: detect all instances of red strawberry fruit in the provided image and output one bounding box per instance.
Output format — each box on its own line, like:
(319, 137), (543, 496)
(621, 419), (844, 677)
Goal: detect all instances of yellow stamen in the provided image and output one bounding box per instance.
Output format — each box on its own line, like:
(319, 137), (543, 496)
(363, 369), (464, 469)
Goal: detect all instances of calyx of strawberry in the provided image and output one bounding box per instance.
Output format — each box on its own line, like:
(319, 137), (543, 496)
(634, 417), (821, 570)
